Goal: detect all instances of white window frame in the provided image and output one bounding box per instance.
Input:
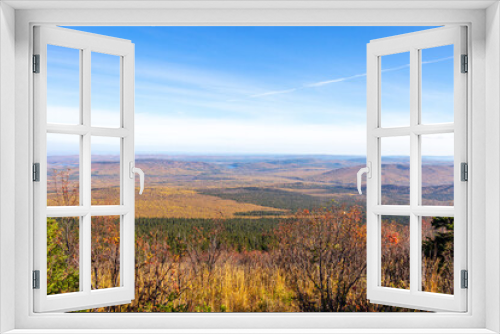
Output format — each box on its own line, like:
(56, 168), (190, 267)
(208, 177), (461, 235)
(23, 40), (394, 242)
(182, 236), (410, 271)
(365, 26), (468, 312)
(1, 1), (499, 333)
(33, 26), (136, 313)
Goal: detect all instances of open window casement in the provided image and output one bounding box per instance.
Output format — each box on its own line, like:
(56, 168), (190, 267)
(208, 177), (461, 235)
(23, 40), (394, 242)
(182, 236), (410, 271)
(33, 26), (142, 312)
(361, 26), (467, 312)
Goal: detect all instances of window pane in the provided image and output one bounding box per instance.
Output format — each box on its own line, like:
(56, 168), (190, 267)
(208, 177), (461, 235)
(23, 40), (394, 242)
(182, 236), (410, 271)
(47, 133), (80, 206)
(421, 216), (454, 294)
(421, 133), (454, 206)
(47, 217), (80, 295)
(421, 45), (454, 124)
(91, 137), (121, 206)
(47, 45), (81, 125)
(380, 52), (410, 128)
(91, 52), (121, 128)
(91, 216), (121, 290)
(381, 215), (410, 290)
(381, 136), (410, 205)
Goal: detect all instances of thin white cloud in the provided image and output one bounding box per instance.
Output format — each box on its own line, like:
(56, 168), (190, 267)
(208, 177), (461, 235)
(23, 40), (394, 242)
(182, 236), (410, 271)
(243, 56), (454, 100)
(381, 64), (409, 73)
(250, 88), (299, 98)
(137, 61), (259, 97)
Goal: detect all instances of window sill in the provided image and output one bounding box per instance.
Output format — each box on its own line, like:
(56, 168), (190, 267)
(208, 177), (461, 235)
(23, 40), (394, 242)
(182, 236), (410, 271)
(4, 330), (497, 334)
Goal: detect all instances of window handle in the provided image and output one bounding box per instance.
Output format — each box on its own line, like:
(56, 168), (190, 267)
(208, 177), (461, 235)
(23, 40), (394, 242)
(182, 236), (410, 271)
(357, 162), (371, 195)
(129, 161), (145, 195)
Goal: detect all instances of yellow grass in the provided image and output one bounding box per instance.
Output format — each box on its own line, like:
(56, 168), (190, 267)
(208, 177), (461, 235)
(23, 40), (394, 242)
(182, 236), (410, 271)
(134, 187), (286, 219)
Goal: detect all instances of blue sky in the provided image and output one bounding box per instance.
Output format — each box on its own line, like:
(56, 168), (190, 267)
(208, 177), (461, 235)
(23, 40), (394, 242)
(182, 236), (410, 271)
(48, 26), (454, 156)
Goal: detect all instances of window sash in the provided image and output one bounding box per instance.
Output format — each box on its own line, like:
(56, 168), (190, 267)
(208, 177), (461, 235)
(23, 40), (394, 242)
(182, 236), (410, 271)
(366, 26), (468, 312)
(33, 25), (136, 313)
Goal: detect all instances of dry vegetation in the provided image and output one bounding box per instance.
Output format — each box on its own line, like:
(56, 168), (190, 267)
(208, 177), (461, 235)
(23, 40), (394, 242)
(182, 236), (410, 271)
(49, 205), (453, 312)
(46, 159), (455, 312)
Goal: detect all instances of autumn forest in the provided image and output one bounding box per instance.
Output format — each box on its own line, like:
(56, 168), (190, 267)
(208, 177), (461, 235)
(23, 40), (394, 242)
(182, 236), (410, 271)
(46, 154), (454, 312)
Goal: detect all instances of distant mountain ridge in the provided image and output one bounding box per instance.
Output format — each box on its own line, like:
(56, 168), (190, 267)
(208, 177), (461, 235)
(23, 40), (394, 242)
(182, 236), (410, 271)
(308, 163), (453, 186)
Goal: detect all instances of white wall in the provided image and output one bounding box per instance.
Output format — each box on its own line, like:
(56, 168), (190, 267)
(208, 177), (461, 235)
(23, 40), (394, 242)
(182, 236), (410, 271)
(0, 2), (16, 333)
(486, 2), (500, 333)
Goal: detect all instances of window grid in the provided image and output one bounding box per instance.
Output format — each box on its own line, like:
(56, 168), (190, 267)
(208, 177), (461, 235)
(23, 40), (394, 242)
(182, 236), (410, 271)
(34, 25), (135, 313)
(44, 50), (127, 296)
(366, 26), (467, 312)
(376, 47), (456, 294)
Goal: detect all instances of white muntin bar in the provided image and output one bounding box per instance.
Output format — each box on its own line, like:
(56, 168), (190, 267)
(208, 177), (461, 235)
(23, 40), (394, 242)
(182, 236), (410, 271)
(409, 46), (419, 295)
(46, 124), (130, 137)
(372, 123), (454, 138)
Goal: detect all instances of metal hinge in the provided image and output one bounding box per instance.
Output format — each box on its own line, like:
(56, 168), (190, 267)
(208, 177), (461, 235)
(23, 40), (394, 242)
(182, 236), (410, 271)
(461, 54), (468, 73)
(33, 54), (40, 73)
(32, 270), (40, 289)
(461, 270), (468, 289)
(461, 162), (468, 182)
(33, 163), (40, 182)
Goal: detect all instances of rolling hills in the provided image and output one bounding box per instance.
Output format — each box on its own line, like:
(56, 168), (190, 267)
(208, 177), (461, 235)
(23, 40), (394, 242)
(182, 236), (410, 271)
(47, 154), (455, 217)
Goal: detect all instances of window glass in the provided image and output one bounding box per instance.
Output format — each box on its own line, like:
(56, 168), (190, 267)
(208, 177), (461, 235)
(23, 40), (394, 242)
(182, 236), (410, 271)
(421, 133), (454, 206)
(91, 52), (121, 128)
(381, 215), (410, 290)
(421, 45), (454, 124)
(381, 52), (410, 128)
(91, 137), (121, 206)
(47, 217), (80, 294)
(421, 216), (454, 294)
(47, 45), (81, 125)
(91, 216), (121, 289)
(381, 136), (410, 205)
(47, 133), (80, 206)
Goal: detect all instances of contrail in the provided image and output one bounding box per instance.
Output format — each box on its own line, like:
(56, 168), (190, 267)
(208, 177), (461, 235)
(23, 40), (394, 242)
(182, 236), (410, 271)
(422, 56), (453, 65)
(233, 56), (453, 101)
(306, 73), (367, 88)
